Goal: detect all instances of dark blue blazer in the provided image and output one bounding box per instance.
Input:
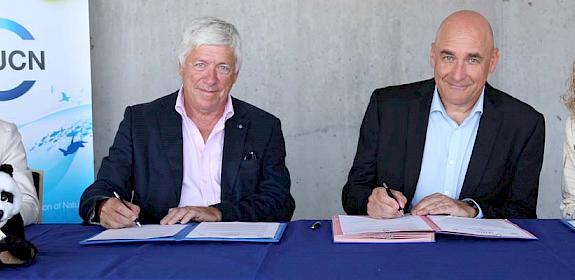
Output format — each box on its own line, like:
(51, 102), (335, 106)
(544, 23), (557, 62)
(342, 79), (545, 218)
(80, 92), (295, 223)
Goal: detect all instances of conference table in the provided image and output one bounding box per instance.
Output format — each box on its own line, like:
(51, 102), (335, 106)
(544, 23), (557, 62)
(4, 219), (575, 279)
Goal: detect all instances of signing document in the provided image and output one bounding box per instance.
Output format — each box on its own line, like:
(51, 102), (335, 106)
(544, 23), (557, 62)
(81, 222), (287, 245)
(427, 215), (535, 238)
(187, 222), (279, 239)
(86, 224), (187, 241)
(339, 214), (431, 235)
(332, 215), (536, 243)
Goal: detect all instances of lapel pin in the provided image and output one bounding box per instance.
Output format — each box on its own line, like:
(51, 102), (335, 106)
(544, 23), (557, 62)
(238, 124), (243, 129)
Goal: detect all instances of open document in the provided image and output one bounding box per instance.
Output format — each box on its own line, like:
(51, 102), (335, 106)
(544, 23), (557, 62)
(332, 215), (537, 243)
(186, 222), (279, 239)
(428, 215), (536, 239)
(84, 224), (187, 242)
(80, 222), (286, 245)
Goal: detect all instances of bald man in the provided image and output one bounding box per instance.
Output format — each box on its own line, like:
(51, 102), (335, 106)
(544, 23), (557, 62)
(342, 10), (544, 219)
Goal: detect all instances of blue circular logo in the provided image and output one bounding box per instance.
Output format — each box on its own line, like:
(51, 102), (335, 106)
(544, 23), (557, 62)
(0, 18), (37, 101)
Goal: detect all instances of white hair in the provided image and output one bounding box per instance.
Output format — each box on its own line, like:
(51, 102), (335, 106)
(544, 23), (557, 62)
(178, 17), (242, 73)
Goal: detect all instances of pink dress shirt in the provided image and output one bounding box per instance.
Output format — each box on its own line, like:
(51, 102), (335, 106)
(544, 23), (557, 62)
(174, 89), (234, 207)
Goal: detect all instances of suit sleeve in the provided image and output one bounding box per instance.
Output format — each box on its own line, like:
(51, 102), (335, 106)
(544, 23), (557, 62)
(478, 113), (545, 218)
(0, 123), (39, 226)
(215, 119), (295, 222)
(79, 107), (135, 222)
(342, 92), (380, 215)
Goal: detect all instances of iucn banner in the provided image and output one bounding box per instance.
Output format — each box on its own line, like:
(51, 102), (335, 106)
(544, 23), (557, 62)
(0, 0), (93, 223)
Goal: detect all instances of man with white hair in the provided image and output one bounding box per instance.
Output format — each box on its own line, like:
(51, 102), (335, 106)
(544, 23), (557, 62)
(80, 17), (295, 228)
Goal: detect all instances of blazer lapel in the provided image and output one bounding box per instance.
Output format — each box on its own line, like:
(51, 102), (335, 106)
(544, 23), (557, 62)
(459, 83), (503, 198)
(157, 93), (184, 202)
(403, 80), (434, 201)
(221, 98), (249, 202)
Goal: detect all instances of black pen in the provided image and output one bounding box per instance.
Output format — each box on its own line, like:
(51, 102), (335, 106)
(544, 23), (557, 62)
(382, 182), (404, 213)
(310, 221), (321, 230)
(113, 191), (142, 227)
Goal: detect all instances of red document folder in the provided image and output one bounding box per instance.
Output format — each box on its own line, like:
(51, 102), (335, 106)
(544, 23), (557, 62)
(332, 215), (537, 243)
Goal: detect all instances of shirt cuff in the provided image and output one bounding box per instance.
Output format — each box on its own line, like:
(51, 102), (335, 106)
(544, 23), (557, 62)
(89, 196), (111, 225)
(462, 198), (483, 218)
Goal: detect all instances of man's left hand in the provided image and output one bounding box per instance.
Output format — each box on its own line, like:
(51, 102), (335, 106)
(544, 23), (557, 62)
(160, 206), (222, 225)
(411, 193), (478, 217)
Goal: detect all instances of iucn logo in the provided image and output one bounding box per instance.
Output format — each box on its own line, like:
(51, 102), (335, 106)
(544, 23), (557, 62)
(0, 18), (45, 101)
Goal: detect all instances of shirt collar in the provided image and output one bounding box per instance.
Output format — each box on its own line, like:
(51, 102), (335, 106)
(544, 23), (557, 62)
(431, 86), (484, 117)
(174, 86), (235, 122)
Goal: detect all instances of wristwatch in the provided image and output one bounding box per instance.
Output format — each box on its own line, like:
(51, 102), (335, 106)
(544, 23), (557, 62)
(462, 198), (479, 217)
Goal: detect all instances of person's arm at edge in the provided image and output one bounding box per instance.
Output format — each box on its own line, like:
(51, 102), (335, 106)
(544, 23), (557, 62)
(1, 122), (39, 225)
(562, 116), (575, 219)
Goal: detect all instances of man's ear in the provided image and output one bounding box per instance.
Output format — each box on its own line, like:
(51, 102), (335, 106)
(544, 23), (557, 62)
(178, 63), (184, 78)
(489, 48), (500, 74)
(231, 70), (239, 85)
(430, 42), (437, 68)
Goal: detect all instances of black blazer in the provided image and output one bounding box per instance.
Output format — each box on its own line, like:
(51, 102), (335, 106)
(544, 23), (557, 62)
(80, 92), (295, 223)
(342, 79), (545, 218)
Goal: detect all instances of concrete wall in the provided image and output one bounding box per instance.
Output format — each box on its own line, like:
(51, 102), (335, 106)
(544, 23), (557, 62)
(89, 0), (575, 219)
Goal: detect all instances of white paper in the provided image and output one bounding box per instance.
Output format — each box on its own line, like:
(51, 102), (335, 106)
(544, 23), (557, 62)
(86, 224), (188, 241)
(186, 222), (280, 239)
(428, 215), (535, 239)
(338, 215), (432, 235)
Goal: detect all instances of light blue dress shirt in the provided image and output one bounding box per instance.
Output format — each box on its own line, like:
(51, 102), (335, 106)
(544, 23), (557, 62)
(410, 87), (484, 217)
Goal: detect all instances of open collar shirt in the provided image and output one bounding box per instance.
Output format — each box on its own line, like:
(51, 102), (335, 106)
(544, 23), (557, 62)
(411, 87), (484, 217)
(174, 88), (234, 207)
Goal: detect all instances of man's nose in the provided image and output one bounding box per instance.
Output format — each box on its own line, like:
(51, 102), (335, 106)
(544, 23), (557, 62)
(451, 60), (466, 81)
(203, 66), (218, 85)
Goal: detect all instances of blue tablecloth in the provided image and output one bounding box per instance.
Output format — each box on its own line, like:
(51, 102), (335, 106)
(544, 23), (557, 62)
(3, 219), (575, 279)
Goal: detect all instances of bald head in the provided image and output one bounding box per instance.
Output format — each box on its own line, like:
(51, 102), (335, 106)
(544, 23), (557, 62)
(430, 10), (499, 117)
(435, 10), (495, 49)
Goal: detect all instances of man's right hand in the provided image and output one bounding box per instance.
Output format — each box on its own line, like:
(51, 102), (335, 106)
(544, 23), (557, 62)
(98, 198), (141, 229)
(367, 187), (407, 219)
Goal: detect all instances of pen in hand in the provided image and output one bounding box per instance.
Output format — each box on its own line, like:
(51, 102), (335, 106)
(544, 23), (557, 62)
(382, 182), (404, 215)
(113, 191), (142, 227)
